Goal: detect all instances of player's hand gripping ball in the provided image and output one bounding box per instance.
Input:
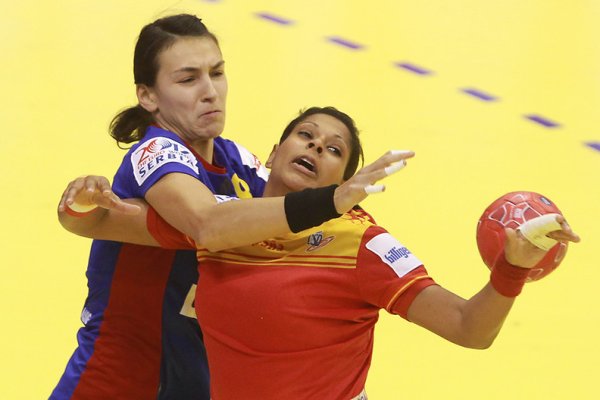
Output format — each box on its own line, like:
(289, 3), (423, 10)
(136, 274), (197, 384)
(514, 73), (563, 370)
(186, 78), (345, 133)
(476, 191), (568, 281)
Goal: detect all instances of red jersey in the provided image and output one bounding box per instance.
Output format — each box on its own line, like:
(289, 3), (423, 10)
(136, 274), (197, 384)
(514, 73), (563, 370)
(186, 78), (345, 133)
(149, 208), (436, 399)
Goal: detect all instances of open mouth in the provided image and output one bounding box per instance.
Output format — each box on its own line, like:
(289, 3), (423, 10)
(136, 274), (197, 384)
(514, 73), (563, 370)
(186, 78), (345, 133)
(293, 156), (317, 175)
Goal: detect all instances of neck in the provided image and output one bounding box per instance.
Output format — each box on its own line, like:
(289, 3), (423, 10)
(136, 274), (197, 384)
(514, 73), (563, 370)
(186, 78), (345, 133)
(154, 121), (215, 162)
(187, 138), (214, 163)
(261, 178), (290, 198)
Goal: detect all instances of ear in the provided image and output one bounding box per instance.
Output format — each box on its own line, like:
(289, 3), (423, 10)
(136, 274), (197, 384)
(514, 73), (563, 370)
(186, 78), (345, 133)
(136, 84), (158, 113)
(265, 144), (279, 168)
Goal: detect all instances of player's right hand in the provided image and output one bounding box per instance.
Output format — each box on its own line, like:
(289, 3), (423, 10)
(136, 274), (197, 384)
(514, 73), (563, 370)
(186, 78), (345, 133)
(333, 150), (415, 214)
(504, 215), (580, 269)
(58, 175), (140, 215)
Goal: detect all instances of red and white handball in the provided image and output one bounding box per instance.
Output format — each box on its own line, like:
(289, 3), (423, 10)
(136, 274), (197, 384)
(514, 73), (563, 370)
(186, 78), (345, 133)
(476, 191), (568, 281)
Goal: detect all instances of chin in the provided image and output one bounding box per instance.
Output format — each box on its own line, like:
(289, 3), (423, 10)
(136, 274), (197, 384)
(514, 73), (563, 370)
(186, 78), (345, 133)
(198, 124), (225, 139)
(286, 179), (318, 193)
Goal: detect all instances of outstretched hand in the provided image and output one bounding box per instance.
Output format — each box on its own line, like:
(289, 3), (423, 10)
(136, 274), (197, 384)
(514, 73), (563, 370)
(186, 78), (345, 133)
(58, 175), (140, 215)
(504, 215), (580, 268)
(333, 150), (415, 213)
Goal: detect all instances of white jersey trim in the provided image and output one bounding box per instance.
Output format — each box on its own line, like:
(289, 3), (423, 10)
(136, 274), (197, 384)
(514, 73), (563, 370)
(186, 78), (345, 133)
(233, 142), (269, 181)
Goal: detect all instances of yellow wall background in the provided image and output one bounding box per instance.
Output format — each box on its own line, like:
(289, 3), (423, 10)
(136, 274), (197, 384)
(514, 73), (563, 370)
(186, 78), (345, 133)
(1, 0), (598, 398)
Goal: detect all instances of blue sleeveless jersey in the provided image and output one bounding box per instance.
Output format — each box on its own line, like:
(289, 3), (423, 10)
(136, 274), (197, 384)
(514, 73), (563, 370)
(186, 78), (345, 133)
(50, 126), (267, 399)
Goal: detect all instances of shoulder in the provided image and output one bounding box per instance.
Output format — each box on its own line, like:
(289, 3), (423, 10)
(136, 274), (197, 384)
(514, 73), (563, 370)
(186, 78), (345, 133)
(316, 210), (380, 252)
(215, 137), (269, 180)
(125, 127), (191, 160)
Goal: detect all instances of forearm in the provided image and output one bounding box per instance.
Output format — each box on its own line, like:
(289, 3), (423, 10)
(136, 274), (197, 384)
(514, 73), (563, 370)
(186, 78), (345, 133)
(408, 282), (516, 349)
(147, 174), (341, 252)
(193, 196), (290, 251)
(58, 200), (159, 246)
(454, 282), (516, 348)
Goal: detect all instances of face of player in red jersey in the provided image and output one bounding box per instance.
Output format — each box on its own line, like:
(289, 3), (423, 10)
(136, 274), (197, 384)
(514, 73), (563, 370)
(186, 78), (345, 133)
(137, 36), (227, 158)
(264, 113), (352, 196)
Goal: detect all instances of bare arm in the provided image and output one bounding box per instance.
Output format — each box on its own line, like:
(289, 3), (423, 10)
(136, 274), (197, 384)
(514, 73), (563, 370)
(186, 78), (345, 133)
(58, 150), (413, 251)
(407, 219), (580, 349)
(145, 173), (290, 251)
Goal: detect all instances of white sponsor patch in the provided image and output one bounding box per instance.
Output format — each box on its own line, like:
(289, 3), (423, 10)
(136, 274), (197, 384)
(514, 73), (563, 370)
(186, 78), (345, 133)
(234, 142), (270, 181)
(366, 233), (422, 277)
(131, 137), (199, 186)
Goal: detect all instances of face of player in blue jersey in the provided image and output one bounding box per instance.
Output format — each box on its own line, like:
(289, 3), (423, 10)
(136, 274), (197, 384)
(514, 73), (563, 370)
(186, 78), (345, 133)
(265, 113), (353, 196)
(137, 36), (227, 154)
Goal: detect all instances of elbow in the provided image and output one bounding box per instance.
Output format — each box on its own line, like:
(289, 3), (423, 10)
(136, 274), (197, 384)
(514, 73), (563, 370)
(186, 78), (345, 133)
(190, 218), (228, 252)
(457, 333), (498, 350)
(467, 340), (494, 350)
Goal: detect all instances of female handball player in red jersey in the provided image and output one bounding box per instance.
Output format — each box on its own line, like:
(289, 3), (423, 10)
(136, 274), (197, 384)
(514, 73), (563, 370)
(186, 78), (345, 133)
(58, 106), (579, 399)
(51, 14), (407, 400)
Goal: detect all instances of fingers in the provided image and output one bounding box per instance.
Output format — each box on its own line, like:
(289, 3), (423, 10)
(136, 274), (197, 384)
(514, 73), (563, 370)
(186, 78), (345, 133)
(85, 176), (112, 196)
(517, 214), (562, 251)
(109, 198), (141, 215)
(384, 161), (407, 176)
(361, 150), (414, 174)
(364, 184), (385, 194)
(548, 216), (581, 243)
(357, 150), (415, 194)
(517, 214), (581, 250)
(557, 216), (581, 242)
(504, 227), (546, 268)
(58, 175), (119, 212)
(58, 178), (86, 211)
(335, 150), (415, 213)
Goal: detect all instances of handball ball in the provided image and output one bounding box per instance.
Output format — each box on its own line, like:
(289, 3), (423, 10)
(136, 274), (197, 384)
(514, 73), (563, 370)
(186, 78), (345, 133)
(476, 191), (568, 281)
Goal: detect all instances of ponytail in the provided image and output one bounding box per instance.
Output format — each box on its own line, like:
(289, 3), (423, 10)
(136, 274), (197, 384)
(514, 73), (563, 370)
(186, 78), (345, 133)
(109, 105), (154, 145)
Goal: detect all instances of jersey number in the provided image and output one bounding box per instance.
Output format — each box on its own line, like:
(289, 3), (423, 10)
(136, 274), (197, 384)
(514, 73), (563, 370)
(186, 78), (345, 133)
(180, 284), (198, 320)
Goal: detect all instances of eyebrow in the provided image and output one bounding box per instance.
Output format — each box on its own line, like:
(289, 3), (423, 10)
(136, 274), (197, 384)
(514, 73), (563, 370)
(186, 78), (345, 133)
(172, 60), (225, 75)
(298, 121), (348, 142)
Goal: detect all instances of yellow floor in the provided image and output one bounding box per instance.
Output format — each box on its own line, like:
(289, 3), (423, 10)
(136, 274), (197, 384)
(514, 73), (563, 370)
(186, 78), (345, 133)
(1, 0), (598, 398)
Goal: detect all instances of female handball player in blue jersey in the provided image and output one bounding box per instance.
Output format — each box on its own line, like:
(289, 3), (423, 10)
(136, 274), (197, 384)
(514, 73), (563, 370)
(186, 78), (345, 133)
(58, 106), (579, 399)
(51, 15), (408, 400)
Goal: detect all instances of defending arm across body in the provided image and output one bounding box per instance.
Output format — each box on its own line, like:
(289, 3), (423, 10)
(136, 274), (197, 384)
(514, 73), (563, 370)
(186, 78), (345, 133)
(58, 150), (413, 251)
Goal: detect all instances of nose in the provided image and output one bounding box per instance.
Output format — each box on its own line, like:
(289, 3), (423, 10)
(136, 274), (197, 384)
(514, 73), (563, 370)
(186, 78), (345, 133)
(307, 142), (323, 154)
(201, 76), (218, 102)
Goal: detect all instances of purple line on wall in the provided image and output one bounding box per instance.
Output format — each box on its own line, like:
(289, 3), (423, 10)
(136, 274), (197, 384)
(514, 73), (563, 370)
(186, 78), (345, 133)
(462, 88), (497, 102)
(326, 36), (364, 50)
(525, 114), (560, 128)
(585, 142), (600, 153)
(394, 62), (432, 75)
(256, 12), (293, 25)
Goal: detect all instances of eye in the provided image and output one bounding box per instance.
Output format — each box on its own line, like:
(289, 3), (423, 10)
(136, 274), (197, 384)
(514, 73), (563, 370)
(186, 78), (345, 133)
(327, 146), (342, 156)
(211, 69), (225, 78)
(178, 76), (195, 84)
(298, 130), (313, 139)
